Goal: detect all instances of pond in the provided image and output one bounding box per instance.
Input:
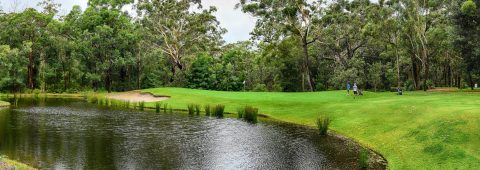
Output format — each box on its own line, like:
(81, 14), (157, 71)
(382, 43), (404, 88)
(0, 98), (383, 169)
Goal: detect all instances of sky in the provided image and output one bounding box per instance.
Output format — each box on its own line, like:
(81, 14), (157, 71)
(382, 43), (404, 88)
(0, 0), (257, 43)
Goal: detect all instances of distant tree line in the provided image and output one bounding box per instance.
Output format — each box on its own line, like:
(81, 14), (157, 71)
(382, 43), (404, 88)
(0, 0), (479, 93)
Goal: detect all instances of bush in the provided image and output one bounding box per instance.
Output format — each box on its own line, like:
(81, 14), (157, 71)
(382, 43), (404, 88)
(214, 104), (225, 118)
(139, 101), (145, 111)
(316, 116), (331, 136)
(404, 80), (415, 91)
(253, 84), (267, 92)
(237, 107), (244, 119)
(204, 105), (211, 116)
(426, 79), (434, 89)
(243, 106), (258, 123)
(195, 104), (201, 115)
(155, 102), (161, 113)
(359, 148), (369, 169)
(125, 101), (130, 108)
(187, 104), (195, 115)
(163, 103), (168, 113)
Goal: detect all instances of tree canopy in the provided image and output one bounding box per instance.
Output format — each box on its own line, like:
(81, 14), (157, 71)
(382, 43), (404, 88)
(0, 0), (478, 93)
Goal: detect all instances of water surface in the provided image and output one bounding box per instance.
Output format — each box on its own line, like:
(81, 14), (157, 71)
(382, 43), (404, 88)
(0, 98), (365, 169)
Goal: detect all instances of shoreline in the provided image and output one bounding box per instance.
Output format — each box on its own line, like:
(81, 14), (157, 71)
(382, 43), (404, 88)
(1, 92), (388, 169)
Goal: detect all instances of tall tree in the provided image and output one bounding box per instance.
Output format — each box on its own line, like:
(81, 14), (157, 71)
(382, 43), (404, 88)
(137, 0), (225, 85)
(453, 0), (480, 89)
(238, 0), (325, 91)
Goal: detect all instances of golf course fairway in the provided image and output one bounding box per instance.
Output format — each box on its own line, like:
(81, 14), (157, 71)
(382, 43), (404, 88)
(142, 88), (480, 169)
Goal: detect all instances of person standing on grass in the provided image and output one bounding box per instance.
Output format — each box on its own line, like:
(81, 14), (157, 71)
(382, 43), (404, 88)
(353, 83), (358, 98)
(346, 81), (351, 95)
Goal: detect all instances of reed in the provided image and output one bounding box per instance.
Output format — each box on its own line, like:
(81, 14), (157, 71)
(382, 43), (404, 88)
(243, 106), (258, 123)
(139, 101), (145, 111)
(213, 104), (225, 118)
(195, 104), (201, 115)
(187, 104), (195, 115)
(316, 116), (331, 136)
(163, 103), (168, 113)
(359, 148), (369, 169)
(155, 102), (161, 113)
(204, 105), (211, 116)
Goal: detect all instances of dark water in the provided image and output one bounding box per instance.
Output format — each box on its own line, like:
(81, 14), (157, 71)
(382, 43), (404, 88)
(0, 98), (365, 170)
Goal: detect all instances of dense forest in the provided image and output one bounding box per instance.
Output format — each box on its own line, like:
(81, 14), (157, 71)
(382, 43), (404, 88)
(0, 0), (479, 93)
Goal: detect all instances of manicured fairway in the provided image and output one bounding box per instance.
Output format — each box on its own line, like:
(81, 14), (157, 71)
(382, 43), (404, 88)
(142, 88), (480, 169)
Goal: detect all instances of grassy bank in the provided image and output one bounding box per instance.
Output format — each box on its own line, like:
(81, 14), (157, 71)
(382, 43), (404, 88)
(142, 87), (480, 169)
(0, 101), (9, 107)
(0, 157), (36, 170)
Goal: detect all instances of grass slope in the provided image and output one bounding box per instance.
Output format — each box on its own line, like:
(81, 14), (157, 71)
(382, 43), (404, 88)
(1, 158), (36, 170)
(0, 101), (9, 107)
(143, 87), (480, 169)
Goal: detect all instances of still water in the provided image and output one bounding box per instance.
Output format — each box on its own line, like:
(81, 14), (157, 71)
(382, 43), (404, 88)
(0, 98), (366, 170)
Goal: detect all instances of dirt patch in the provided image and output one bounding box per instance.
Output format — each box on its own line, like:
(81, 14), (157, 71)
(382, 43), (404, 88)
(107, 91), (170, 102)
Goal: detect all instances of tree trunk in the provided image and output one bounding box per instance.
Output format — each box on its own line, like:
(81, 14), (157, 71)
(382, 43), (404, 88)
(410, 55), (418, 89)
(301, 38), (315, 92)
(28, 51), (35, 89)
(468, 72), (474, 90)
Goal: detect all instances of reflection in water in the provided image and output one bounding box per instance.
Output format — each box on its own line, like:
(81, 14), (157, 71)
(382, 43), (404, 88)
(0, 98), (362, 169)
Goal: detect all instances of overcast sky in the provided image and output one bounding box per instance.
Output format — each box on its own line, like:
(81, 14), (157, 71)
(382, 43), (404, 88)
(0, 0), (256, 43)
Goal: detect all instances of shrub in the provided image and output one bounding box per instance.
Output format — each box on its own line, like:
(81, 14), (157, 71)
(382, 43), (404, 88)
(125, 101), (130, 108)
(155, 102), (161, 113)
(163, 103), (168, 113)
(237, 107), (244, 119)
(359, 148), (369, 169)
(426, 79), (434, 89)
(253, 83), (267, 92)
(195, 104), (201, 115)
(243, 106), (258, 123)
(214, 104), (225, 118)
(316, 116), (331, 136)
(139, 101), (145, 111)
(204, 105), (211, 116)
(187, 104), (195, 115)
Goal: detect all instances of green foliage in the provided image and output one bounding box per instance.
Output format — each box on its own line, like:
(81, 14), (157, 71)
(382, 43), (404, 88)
(194, 104), (201, 115)
(204, 104), (211, 116)
(316, 116), (331, 136)
(138, 101), (145, 111)
(253, 84), (267, 92)
(163, 103), (168, 113)
(461, 0), (477, 16)
(239, 106), (258, 123)
(213, 104), (225, 118)
(359, 149), (369, 169)
(187, 53), (215, 89)
(187, 104), (195, 115)
(155, 102), (161, 113)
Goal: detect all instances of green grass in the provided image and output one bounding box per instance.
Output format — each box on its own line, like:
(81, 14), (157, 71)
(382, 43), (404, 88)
(142, 87), (480, 169)
(0, 100), (9, 107)
(1, 157), (36, 170)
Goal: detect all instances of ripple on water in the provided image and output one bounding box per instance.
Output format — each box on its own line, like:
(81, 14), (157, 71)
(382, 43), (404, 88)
(0, 98), (369, 170)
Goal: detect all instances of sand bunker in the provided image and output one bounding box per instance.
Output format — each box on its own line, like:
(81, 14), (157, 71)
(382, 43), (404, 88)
(107, 91), (169, 102)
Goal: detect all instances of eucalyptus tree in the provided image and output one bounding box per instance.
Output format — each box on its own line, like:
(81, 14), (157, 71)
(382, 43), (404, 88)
(137, 0), (226, 85)
(238, 0), (326, 91)
(0, 44), (29, 92)
(78, 0), (139, 92)
(452, 0), (480, 89)
(0, 8), (53, 90)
